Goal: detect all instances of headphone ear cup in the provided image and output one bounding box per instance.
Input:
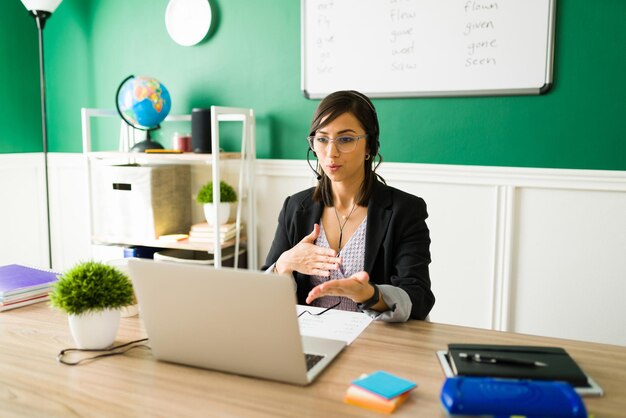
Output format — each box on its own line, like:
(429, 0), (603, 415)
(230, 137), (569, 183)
(368, 135), (380, 156)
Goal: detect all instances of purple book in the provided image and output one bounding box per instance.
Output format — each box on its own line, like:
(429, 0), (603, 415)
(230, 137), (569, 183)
(0, 264), (59, 297)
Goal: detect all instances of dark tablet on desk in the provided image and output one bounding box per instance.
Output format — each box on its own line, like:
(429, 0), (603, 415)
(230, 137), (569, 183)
(436, 344), (603, 397)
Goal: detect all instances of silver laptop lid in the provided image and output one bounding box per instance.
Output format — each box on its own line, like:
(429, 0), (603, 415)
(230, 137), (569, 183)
(128, 258), (343, 385)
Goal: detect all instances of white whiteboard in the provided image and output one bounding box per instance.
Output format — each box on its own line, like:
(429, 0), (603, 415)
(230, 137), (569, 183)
(301, 0), (556, 98)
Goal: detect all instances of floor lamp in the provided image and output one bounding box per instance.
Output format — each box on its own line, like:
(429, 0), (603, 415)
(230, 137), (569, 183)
(21, 0), (62, 269)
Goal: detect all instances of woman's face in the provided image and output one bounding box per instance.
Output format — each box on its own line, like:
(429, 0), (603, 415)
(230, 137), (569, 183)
(313, 112), (369, 186)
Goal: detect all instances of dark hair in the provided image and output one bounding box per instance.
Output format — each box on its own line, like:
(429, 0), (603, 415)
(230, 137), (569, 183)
(309, 90), (385, 206)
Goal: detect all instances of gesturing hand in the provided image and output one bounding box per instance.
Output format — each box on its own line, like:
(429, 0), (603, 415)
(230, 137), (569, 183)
(275, 224), (341, 276)
(305, 271), (376, 305)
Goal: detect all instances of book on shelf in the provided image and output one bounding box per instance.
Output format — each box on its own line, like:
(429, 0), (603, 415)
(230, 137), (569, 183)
(188, 222), (244, 244)
(157, 234), (189, 242)
(0, 264), (59, 312)
(189, 227), (243, 237)
(188, 230), (241, 243)
(190, 221), (240, 233)
(344, 371), (416, 414)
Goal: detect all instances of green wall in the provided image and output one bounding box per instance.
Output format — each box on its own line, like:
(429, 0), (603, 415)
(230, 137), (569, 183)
(3, 0), (626, 170)
(0, 1), (42, 153)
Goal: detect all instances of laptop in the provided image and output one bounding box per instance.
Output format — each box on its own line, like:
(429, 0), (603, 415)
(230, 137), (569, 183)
(128, 258), (346, 385)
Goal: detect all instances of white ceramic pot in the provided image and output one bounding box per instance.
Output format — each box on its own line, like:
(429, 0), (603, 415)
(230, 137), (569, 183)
(203, 202), (232, 225)
(68, 309), (121, 349)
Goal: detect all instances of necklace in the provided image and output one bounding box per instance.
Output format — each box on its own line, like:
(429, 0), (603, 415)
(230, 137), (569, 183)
(333, 202), (357, 255)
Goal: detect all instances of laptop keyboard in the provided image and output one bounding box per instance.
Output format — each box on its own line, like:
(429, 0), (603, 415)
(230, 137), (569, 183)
(305, 353), (325, 371)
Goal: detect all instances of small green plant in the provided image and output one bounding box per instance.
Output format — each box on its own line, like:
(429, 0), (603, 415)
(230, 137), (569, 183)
(196, 180), (237, 204)
(49, 261), (134, 315)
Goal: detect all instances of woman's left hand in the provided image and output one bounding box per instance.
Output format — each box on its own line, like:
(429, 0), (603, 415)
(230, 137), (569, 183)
(306, 271), (378, 305)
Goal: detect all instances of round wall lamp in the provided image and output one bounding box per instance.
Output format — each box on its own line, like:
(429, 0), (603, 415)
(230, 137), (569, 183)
(165, 0), (212, 46)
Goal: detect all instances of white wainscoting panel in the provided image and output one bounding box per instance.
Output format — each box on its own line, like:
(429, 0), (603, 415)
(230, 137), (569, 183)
(10, 153), (626, 346)
(48, 154), (92, 270)
(0, 154), (50, 269)
(510, 187), (626, 346)
(255, 160), (316, 268)
(384, 180), (499, 330)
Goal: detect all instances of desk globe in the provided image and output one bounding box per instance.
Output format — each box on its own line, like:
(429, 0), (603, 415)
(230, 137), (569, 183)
(115, 75), (172, 152)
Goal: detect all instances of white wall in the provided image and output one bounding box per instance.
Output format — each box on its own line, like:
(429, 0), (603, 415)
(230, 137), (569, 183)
(2, 153), (625, 346)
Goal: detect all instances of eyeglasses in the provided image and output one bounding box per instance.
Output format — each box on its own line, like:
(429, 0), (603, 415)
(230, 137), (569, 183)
(297, 301), (341, 318)
(307, 135), (367, 153)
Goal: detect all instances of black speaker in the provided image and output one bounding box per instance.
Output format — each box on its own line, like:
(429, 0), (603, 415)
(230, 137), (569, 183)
(191, 108), (212, 153)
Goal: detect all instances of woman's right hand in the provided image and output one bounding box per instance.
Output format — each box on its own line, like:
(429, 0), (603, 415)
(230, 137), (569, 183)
(275, 224), (341, 276)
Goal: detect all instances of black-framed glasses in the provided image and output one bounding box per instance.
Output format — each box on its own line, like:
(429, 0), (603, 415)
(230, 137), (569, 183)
(307, 135), (367, 153)
(298, 301), (341, 318)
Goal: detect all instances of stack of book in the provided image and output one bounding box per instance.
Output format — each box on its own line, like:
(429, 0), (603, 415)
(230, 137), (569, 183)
(344, 370), (417, 414)
(188, 221), (244, 244)
(0, 264), (59, 312)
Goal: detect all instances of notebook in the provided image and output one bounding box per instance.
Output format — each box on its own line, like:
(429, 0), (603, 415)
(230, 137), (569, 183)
(128, 258), (346, 385)
(437, 343), (603, 397)
(0, 264), (58, 295)
(0, 264), (59, 312)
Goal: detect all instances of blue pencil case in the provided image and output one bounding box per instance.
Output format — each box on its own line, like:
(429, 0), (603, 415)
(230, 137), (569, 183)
(440, 377), (587, 418)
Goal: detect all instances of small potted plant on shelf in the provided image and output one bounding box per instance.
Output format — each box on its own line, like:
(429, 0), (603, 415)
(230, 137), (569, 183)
(49, 260), (135, 349)
(196, 180), (237, 225)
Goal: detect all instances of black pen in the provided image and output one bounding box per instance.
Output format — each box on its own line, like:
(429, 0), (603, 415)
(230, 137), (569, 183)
(459, 352), (547, 367)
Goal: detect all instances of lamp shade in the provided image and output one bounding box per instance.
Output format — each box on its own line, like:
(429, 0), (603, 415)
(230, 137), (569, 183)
(21, 0), (62, 13)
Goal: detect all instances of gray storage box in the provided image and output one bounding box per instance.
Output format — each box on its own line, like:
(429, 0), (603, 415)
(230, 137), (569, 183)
(91, 164), (191, 242)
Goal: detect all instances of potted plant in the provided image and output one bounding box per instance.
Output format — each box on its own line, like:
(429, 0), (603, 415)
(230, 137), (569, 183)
(50, 260), (134, 349)
(196, 180), (237, 225)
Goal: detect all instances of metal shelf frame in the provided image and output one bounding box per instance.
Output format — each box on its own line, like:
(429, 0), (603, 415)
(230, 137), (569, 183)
(80, 106), (257, 269)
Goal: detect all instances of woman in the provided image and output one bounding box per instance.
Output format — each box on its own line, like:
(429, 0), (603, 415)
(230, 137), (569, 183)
(262, 90), (434, 321)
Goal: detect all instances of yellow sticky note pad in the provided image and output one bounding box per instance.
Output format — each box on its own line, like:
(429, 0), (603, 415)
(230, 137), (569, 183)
(158, 234), (188, 242)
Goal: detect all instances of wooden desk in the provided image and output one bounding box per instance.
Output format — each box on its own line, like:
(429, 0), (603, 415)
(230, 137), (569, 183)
(1, 304), (625, 417)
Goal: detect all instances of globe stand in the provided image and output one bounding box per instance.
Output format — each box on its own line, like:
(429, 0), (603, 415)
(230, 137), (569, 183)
(115, 74), (171, 153)
(130, 128), (164, 152)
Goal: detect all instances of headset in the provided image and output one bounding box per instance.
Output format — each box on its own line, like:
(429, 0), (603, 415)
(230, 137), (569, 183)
(351, 90), (380, 156)
(307, 148), (322, 180)
(307, 90), (380, 180)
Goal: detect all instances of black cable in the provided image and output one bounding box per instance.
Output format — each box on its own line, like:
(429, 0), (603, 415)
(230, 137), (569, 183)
(57, 338), (150, 366)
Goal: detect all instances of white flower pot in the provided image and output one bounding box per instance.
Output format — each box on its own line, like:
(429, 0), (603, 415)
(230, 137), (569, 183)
(68, 309), (121, 349)
(203, 202), (232, 225)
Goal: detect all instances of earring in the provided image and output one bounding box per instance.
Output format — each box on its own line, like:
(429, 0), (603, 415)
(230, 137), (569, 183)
(365, 154), (371, 160)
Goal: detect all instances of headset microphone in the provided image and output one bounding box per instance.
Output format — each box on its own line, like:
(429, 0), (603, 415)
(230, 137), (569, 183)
(306, 148), (322, 180)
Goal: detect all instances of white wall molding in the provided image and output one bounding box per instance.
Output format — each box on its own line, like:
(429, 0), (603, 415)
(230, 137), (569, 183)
(375, 161), (626, 191)
(491, 185), (516, 332)
(5, 153), (625, 346)
(255, 159), (313, 179)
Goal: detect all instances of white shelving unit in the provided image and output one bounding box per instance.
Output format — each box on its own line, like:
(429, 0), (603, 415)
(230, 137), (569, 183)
(81, 106), (257, 269)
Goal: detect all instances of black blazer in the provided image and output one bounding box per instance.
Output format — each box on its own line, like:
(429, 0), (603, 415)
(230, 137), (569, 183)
(262, 180), (435, 320)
